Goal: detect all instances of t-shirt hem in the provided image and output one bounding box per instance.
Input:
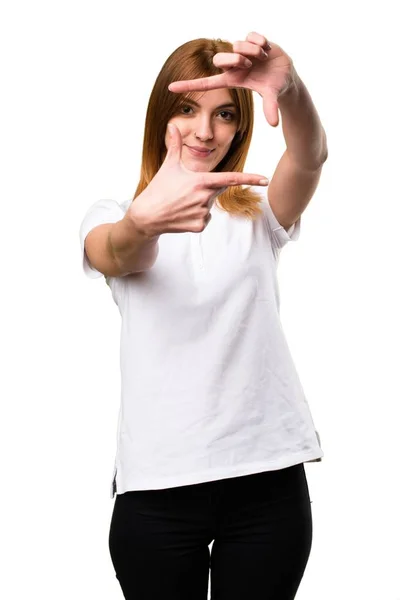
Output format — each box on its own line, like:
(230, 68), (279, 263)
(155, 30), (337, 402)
(111, 449), (324, 497)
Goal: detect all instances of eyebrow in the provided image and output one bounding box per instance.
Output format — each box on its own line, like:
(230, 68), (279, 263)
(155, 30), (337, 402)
(183, 98), (237, 110)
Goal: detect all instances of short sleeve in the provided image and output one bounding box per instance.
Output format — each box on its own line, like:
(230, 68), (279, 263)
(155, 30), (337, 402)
(263, 194), (301, 250)
(79, 199), (127, 279)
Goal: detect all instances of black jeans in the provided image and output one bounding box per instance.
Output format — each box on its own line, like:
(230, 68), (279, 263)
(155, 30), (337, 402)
(108, 463), (313, 599)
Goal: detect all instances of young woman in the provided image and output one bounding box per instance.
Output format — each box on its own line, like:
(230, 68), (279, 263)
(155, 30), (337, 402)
(79, 31), (327, 600)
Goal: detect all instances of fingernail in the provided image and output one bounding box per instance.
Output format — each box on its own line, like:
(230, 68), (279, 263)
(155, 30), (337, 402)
(259, 178), (269, 185)
(168, 124), (174, 136)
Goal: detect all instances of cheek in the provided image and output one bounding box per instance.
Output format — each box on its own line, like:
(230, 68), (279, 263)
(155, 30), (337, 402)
(164, 118), (185, 148)
(220, 133), (236, 152)
(230, 127), (239, 141)
(223, 126), (238, 145)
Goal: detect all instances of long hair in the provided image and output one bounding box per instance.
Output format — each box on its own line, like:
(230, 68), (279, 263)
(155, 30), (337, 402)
(132, 37), (264, 220)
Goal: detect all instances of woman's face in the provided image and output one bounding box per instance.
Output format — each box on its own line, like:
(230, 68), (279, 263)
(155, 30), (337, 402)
(164, 88), (238, 172)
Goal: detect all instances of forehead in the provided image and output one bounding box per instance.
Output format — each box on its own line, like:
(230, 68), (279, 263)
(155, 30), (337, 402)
(187, 88), (234, 106)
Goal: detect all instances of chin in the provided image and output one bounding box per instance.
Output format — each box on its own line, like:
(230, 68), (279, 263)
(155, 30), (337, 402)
(184, 161), (214, 173)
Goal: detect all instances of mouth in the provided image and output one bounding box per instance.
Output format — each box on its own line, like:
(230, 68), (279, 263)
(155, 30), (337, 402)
(185, 145), (214, 158)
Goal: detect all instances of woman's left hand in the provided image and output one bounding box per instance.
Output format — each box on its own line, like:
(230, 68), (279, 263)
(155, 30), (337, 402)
(168, 31), (298, 127)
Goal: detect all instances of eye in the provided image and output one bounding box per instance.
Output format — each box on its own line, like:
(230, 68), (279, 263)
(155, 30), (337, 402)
(180, 105), (194, 115)
(179, 105), (236, 121)
(219, 111), (235, 122)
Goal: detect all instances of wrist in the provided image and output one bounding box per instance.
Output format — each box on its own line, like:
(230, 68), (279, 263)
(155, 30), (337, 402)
(277, 65), (301, 103)
(126, 205), (160, 243)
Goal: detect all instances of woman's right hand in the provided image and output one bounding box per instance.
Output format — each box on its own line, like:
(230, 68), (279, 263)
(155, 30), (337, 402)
(126, 123), (269, 238)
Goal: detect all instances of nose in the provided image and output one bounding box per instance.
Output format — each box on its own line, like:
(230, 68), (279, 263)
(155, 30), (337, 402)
(194, 115), (214, 141)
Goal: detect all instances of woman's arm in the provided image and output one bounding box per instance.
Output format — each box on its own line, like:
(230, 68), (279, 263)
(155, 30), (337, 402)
(85, 213), (160, 277)
(265, 68), (328, 230)
(277, 68), (328, 170)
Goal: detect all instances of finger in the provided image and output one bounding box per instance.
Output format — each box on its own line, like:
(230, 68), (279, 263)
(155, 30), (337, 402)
(206, 187), (225, 209)
(262, 92), (280, 128)
(202, 186), (227, 209)
(168, 73), (226, 93)
(246, 31), (271, 52)
(213, 52), (254, 69)
(232, 41), (268, 60)
(202, 173), (269, 189)
(164, 123), (183, 163)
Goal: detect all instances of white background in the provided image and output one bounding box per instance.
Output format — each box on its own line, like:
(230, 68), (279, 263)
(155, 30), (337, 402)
(1, 0), (399, 598)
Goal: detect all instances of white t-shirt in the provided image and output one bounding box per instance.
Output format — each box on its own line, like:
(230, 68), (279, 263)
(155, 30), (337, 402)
(79, 187), (323, 499)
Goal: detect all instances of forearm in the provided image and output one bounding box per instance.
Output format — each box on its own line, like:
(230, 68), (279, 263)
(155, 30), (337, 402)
(277, 67), (328, 170)
(109, 212), (160, 275)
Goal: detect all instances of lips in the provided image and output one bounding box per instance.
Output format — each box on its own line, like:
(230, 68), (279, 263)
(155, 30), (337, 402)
(189, 146), (214, 152)
(186, 145), (214, 157)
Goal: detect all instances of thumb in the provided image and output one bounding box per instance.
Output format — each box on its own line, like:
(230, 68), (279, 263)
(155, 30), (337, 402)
(165, 123), (183, 163)
(262, 92), (280, 128)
